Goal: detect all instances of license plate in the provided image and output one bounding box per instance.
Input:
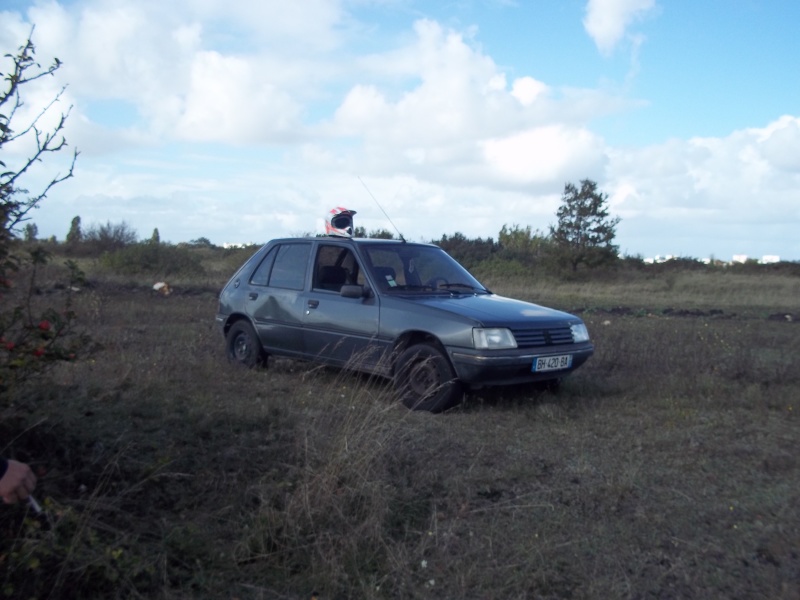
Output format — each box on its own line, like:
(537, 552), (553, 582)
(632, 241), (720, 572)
(532, 354), (572, 372)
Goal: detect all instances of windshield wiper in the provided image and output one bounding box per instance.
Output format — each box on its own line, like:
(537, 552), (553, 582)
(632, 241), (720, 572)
(384, 284), (431, 292)
(384, 283), (490, 294)
(438, 283), (489, 293)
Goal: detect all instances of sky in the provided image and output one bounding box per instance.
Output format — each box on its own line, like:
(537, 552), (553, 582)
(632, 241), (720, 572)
(1, 0), (799, 261)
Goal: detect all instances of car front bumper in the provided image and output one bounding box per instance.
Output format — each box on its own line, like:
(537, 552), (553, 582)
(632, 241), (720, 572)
(448, 341), (594, 388)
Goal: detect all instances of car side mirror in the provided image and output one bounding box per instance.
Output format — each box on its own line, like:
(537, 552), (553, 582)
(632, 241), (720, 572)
(340, 284), (370, 299)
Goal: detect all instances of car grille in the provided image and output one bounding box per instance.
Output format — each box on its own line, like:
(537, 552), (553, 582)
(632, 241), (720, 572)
(511, 326), (573, 348)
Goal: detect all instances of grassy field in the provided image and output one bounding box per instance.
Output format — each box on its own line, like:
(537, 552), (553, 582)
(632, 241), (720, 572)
(2, 254), (799, 599)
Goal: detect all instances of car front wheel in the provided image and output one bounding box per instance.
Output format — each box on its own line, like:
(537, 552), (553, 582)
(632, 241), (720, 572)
(226, 321), (265, 368)
(395, 343), (462, 412)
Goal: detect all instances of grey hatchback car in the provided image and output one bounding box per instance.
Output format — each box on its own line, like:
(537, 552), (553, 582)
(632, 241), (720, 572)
(216, 237), (593, 412)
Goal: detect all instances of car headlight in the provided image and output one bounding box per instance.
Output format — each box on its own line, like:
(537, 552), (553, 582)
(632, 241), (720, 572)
(570, 323), (590, 343)
(473, 328), (517, 350)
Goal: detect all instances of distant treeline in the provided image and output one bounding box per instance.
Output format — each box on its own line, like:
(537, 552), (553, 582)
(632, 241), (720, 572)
(18, 219), (800, 280)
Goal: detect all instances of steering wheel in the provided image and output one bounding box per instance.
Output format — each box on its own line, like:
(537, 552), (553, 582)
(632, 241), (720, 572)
(426, 277), (449, 289)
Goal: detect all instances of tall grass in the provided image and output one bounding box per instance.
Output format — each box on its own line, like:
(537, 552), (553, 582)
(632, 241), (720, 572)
(491, 269), (800, 315)
(1, 254), (798, 598)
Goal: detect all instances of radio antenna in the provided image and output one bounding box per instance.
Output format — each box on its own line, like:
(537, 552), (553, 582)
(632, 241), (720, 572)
(358, 176), (406, 242)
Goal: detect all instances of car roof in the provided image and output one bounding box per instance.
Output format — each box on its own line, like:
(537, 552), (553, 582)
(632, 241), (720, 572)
(267, 236), (438, 248)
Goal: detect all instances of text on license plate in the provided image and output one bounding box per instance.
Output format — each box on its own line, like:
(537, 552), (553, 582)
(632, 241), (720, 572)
(532, 354), (573, 372)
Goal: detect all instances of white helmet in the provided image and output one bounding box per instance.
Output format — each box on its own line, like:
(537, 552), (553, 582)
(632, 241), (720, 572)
(325, 206), (357, 237)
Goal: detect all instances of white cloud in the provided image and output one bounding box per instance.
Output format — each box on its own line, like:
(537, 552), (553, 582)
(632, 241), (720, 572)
(333, 84), (392, 135)
(757, 116), (800, 173)
(341, 19), (516, 144)
(14, 1), (339, 146)
(186, 0), (346, 54)
(511, 77), (550, 106)
(324, 18), (626, 191)
(483, 125), (607, 184)
(173, 51), (303, 143)
(583, 0), (656, 55)
(604, 115), (800, 257)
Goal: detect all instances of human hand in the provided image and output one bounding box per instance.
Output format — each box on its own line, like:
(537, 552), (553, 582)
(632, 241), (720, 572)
(0, 459), (37, 504)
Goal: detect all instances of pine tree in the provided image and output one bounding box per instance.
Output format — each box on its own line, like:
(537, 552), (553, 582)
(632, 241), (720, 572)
(549, 179), (620, 271)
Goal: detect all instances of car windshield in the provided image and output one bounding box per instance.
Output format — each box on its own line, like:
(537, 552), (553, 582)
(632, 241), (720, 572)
(362, 243), (488, 294)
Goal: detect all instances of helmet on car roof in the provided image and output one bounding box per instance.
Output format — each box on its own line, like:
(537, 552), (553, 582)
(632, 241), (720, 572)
(325, 206), (357, 237)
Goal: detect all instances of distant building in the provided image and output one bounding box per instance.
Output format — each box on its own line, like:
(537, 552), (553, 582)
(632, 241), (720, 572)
(642, 254), (781, 266)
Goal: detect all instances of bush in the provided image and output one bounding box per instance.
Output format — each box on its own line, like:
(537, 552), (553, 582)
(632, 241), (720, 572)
(434, 232), (497, 270)
(471, 256), (533, 281)
(100, 243), (205, 277)
(80, 222), (138, 255)
(0, 247), (90, 400)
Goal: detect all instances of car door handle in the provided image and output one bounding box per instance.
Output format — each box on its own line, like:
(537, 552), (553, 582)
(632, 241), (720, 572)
(248, 292), (258, 300)
(307, 299), (319, 309)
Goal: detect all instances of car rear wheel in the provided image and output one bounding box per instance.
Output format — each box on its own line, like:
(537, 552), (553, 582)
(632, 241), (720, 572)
(395, 343), (462, 412)
(226, 321), (265, 368)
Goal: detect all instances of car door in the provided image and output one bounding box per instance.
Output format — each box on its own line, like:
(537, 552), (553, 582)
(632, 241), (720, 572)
(302, 242), (385, 371)
(246, 242), (311, 356)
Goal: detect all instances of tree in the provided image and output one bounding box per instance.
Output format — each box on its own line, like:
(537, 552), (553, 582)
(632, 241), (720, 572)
(83, 220), (137, 253)
(435, 232), (497, 270)
(352, 226), (394, 239)
(149, 227), (160, 244)
(189, 236), (214, 248)
(498, 224), (550, 265)
(23, 222), (37, 241)
(66, 215), (82, 244)
(549, 179), (620, 271)
(367, 228), (395, 239)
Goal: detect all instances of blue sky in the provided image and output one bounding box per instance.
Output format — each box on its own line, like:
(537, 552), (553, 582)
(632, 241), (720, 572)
(2, 0), (799, 261)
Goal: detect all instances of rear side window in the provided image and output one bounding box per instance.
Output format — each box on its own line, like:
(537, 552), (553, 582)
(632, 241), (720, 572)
(250, 247), (278, 286)
(250, 243), (310, 289)
(268, 243), (311, 290)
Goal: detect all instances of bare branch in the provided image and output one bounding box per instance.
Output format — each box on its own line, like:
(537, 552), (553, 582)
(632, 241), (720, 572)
(5, 86), (68, 145)
(1, 30), (79, 236)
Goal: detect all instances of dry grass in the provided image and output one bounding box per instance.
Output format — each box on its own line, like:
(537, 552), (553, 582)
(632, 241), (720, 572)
(490, 269), (800, 316)
(1, 256), (799, 599)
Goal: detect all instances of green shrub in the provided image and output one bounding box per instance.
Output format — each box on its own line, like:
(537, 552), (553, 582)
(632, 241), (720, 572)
(1, 246), (91, 402)
(434, 232), (497, 270)
(100, 243), (205, 277)
(471, 256), (532, 281)
(80, 221), (138, 255)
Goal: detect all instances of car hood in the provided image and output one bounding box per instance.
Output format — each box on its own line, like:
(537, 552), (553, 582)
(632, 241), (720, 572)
(408, 293), (578, 327)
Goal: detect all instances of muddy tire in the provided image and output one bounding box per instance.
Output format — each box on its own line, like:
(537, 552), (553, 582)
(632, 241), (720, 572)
(394, 343), (462, 412)
(226, 321), (265, 368)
